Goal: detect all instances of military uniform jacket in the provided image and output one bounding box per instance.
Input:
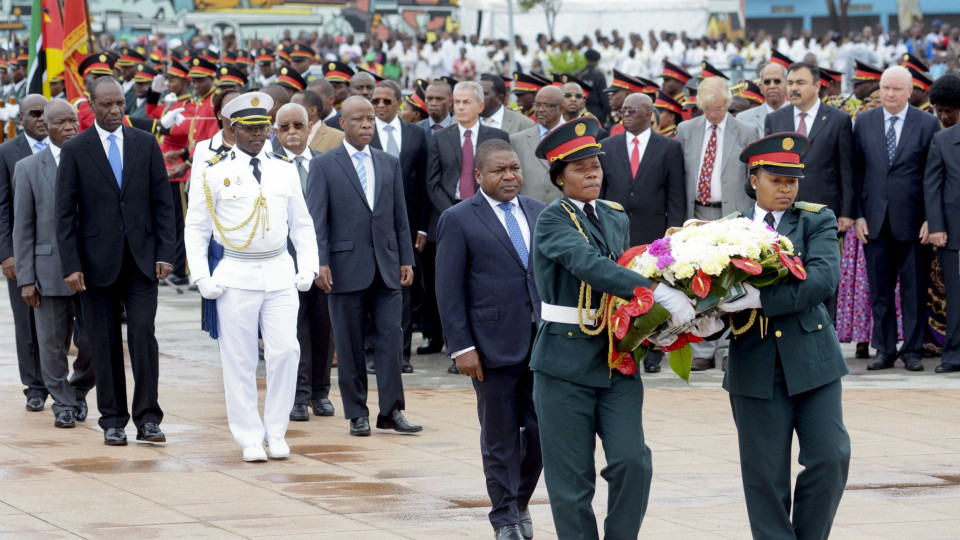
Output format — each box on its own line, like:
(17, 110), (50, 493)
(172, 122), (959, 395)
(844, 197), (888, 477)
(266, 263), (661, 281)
(530, 196), (651, 388)
(724, 203), (849, 400)
(183, 148), (319, 292)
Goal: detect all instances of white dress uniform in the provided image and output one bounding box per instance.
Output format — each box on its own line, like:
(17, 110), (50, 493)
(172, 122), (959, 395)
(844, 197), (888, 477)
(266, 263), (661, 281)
(183, 92), (319, 460)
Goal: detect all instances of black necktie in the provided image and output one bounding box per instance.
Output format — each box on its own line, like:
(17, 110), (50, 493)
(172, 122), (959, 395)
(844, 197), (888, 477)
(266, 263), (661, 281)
(251, 157), (261, 184)
(584, 203), (604, 235)
(764, 212), (776, 229)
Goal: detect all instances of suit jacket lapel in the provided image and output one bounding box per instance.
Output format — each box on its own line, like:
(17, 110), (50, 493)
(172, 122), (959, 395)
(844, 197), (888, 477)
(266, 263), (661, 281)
(335, 147), (371, 210)
(372, 151), (386, 208)
(777, 207), (799, 238)
(85, 129), (121, 194)
(120, 127), (135, 195)
(631, 133), (658, 186)
(719, 119), (739, 177)
(39, 147), (56, 191)
(370, 130), (383, 151)
(891, 108), (918, 165)
(14, 135), (31, 160)
(565, 197), (608, 253)
(473, 195), (525, 269)
(806, 107), (830, 142)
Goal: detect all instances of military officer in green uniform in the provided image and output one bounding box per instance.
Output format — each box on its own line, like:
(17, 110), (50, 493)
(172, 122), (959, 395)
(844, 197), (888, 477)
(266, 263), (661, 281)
(530, 117), (697, 539)
(718, 133), (850, 540)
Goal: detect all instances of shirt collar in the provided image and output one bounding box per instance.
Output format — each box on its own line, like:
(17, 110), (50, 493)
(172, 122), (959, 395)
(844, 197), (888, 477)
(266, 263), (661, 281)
(283, 145), (312, 160)
(50, 143), (62, 163)
(567, 198), (594, 213)
(375, 115), (402, 132)
(485, 105), (505, 126)
(480, 188), (518, 210)
(706, 114), (728, 133)
(459, 120), (479, 138)
(753, 203), (786, 229)
(538, 121), (560, 139)
(343, 140), (371, 157)
(764, 102), (782, 114)
(24, 133), (45, 149)
(626, 128), (652, 146)
(883, 106), (908, 123)
(94, 121), (123, 143)
(795, 99), (820, 119)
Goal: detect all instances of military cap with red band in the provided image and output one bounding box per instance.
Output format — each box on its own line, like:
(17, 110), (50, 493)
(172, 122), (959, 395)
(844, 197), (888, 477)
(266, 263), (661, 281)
(819, 67), (842, 86)
(535, 117), (605, 165)
(218, 65), (248, 87)
(769, 49), (794, 69)
(740, 80), (764, 104)
(166, 59), (189, 79)
(117, 47), (145, 67)
(290, 44), (316, 62)
(853, 60), (883, 82)
(221, 50), (238, 65)
(256, 48), (275, 64)
(323, 60), (354, 82)
(78, 53), (115, 77)
(512, 71), (544, 93)
(902, 53), (927, 72)
(699, 60), (729, 80)
(740, 133), (809, 179)
(188, 57), (217, 78)
(277, 44), (292, 63)
(906, 66), (932, 92)
(405, 79), (428, 112)
(605, 69), (647, 94)
(132, 64), (158, 83)
(236, 50), (252, 66)
(661, 59), (692, 84)
(277, 66), (306, 91)
(552, 73), (593, 97)
(654, 90), (685, 116)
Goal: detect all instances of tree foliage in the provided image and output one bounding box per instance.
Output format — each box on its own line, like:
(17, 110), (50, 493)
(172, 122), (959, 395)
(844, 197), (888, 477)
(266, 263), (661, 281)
(518, 0), (562, 40)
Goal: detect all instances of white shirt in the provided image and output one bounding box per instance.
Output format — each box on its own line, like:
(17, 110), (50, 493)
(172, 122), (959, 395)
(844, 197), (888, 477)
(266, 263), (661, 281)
(343, 140), (375, 208)
(24, 134), (49, 154)
(882, 106), (908, 147)
(568, 198), (600, 220)
(753, 203), (786, 230)
(94, 122), (123, 169)
(456, 121), (480, 200)
(697, 115), (728, 203)
(482, 105), (505, 130)
(764, 102), (783, 115)
(375, 115), (403, 153)
(283, 146), (313, 194)
(625, 128), (652, 167)
(793, 99), (820, 134)
(50, 142), (62, 166)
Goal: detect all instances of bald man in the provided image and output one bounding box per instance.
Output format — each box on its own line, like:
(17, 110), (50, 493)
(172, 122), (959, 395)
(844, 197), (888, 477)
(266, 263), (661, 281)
(511, 86), (564, 203)
(853, 66), (941, 371)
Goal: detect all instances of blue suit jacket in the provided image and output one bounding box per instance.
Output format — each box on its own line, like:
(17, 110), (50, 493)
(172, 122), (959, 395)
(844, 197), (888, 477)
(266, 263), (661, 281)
(305, 144), (414, 293)
(435, 192), (545, 369)
(853, 105), (940, 241)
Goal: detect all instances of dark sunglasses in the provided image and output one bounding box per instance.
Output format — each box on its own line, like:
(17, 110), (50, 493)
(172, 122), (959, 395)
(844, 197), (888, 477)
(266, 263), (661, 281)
(563, 93), (585, 99)
(533, 102), (561, 109)
(277, 122), (306, 132)
(239, 124), (270, 134)
(26, 110), (44, 118)
(618, 107), (648, 117)
(371, 98), (394, 105)
(762, 79), (783, 85)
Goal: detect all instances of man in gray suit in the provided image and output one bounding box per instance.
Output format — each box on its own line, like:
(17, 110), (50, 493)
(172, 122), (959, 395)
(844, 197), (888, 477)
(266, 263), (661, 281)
(306, 96), (422, 437)
(479, 74), (535, 135)
(12, 99), (93, 428)
(676, 76), (762, 371)
(736, 62), (789, 132)
(512, 86), (564, 203)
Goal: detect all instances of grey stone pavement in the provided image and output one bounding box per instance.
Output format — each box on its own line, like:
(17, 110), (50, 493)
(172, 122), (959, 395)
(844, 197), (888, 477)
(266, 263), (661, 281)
(1, 279), (959, 539)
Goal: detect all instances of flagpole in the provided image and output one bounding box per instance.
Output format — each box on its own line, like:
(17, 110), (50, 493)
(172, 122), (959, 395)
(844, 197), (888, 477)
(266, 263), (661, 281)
(84, 0), (94, 53)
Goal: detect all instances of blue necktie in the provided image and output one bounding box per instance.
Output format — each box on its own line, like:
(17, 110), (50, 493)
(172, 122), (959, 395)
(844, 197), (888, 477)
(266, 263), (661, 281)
(107, 134), (122, 188)
(499, 202), (529, 269)
(33, 140), (47, 153)
(354, 152), (369, 205)
(886, 116), (898, 165)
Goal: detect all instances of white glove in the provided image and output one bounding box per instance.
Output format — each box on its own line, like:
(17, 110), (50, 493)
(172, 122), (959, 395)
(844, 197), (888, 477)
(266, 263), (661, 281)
(720, 283), (762, 313)
(654, 284), (696, 326)
(295, 271), (315, 292)
(0, 106), (7, 123)
(160, 107), (185, 129)
(151, 74), (166, 94)
(163, 92), (178, 106)
(6, 103), (18, 119)
(196, 277), (225, 300)
(690, 317), (725, 337)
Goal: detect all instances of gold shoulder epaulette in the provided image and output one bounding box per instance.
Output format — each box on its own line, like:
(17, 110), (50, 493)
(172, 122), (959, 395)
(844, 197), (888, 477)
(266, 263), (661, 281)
(270, 152), (291, 162)
(599, 200), (624, 212)
(205, 153), (225, 167)
(794, 201), (827, 213)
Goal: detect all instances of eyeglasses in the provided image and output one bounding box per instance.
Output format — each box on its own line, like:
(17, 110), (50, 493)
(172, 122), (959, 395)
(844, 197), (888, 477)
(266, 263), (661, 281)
(563, 93), (585, 99)
(239, 124), (270, 134)
(762, 78), (783, 85)
(371, 98), (394, 105)
(277, 122), (306, 132)
(533, 102), (561, 110)
(618, 108), (648, 117)
(26, 110), (44, 118)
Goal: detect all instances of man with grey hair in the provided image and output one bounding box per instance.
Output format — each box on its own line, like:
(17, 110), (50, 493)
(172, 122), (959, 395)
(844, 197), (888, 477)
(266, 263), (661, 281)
(738, 62), (789, 131)
(425, 80), (509, 370)
(676, 75), (761, 372)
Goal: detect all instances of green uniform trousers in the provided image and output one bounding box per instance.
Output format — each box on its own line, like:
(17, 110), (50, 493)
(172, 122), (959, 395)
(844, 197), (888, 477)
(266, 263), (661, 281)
(729, 360), (850, 540)
(533, 370), (652, 540)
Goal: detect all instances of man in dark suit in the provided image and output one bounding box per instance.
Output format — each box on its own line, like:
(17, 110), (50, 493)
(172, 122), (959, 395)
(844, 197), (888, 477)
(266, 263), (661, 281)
(436, 139), (544, 540)
(575, 49), (610, 123)
(0, 93), (49, 411)
(599, 92), (685, 374)
(425, 81), (510, 368)
(853, 66), (941, 372)
(370, 80), (429, 373)
(56, 78), (176, 445)
(417, 80), (454, 137)
(274, 102), (335, 421)
(924, 74), (960, 373)
(306, 96), (421, 437)
(765, 62), (855, 231)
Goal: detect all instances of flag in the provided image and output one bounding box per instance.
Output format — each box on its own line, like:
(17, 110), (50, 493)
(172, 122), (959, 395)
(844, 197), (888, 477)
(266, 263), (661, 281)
(62, 0), (89, 102)
(26, 0), (64, 98)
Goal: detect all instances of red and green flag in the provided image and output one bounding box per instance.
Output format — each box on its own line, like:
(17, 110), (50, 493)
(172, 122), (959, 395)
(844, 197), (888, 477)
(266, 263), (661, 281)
(27, 0), (65, 98)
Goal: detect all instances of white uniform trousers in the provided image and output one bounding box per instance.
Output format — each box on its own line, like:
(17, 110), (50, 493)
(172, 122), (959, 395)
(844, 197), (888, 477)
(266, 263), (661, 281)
(216, 286), (300, 448)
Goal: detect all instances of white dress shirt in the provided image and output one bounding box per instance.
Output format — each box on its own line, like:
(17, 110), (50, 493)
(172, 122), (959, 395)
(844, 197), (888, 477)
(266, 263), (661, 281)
(93, 122), (123, 169)
(375, 115), (403, 152)
(568, 198), (600, 221)
(24, 134), (49, 154)
(753, 203), (786, 230)
(482, 105), (506, 130)
(882, 106), (908, 147)
(456, 121), (480, 199)
(697, 115), (728, 203)
(625, 128), (652, 166)
(50, 143), (62, 166)
(344, 140), (376, 208)
(283, 146), (313, 174)
(538, 121), (561, 139)
(794, 99), (821, 134)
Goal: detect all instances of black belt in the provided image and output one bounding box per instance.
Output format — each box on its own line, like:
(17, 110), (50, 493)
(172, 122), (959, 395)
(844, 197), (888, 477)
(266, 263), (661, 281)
(695, 201), (722, 208)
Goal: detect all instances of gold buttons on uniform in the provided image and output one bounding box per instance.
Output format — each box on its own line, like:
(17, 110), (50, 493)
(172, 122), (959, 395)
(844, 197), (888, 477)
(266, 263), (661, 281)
(818, 324), (823, 330)
(567, 332), (573, 337)
(775, 330), (782, 338)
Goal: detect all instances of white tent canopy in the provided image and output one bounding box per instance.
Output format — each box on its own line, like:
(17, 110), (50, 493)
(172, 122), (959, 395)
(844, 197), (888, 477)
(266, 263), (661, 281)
(459, 0), (711, 43)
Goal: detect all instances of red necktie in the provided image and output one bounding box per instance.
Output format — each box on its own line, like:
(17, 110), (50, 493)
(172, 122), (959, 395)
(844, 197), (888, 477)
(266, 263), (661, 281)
(697, 125), (718, 205)
(630, 137), (640, 178)
(459, 130), (475, 200)
(797, 112), (808, 137)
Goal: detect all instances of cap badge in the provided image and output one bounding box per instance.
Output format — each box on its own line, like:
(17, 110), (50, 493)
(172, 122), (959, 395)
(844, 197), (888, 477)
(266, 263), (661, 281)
(251, 97), (260, 107)
(99, 54), (107, 62)
(193, 58), (200, 65)
(575, 123), (586, 136)
(224, 178), (230, 187)
(561, 75), (568, 83)
(782, 137), (795, 151)
(328, 62), (336, 70)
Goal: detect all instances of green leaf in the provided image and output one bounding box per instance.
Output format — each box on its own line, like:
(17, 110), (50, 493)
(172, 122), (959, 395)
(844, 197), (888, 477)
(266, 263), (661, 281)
(667, 345), (693, 383)
(614, 303), (672, 352)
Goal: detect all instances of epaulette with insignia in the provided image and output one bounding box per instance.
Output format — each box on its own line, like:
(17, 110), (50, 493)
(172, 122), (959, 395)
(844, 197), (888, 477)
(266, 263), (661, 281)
(599, 200), (624, 212)
(794, 201), (826, 213)
(270, 152), (292, 162)
(205, 153), (225, 167)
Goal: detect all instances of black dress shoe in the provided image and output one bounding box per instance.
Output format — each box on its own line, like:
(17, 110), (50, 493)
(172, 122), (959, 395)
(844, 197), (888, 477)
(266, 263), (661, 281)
(376, 410), (422, 433)
(903, 356), (924, 372)
(417, 337), (443, 355)
(447, 361), (460, 374)
(867, 352), (897, 370)
(495, 524), (524, 540)
(26, 396), (45, 411)
(312, 398), (335, 417)
(402, 363), (414, 374)
(136, 423), (166, 443)
(644, 363), (661, 373)
(290, 403), (309, 421)
(350, 417), (371, 436)
(855, 342), (871, 359)
(75, 398), (87, 422)
(55, 410), (76, 428)
(518, 506), (533, 539)
(935, 363), (959, 373)
(104, 427), (127, 446)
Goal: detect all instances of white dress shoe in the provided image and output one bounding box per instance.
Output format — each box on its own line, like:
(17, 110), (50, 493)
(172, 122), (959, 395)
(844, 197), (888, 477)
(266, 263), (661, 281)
(265, 437), (290, 459)
(243, 444), (268, 462)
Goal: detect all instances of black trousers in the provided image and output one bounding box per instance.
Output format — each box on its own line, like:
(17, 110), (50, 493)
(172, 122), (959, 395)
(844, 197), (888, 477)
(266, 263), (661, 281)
(473, 327), (542, 530)
(939, 248), (960, 367)
(6, 277), (44, 398)
(80, 241), (162, 430)
(295, 282), (333, 404)
(169, 181), (187, 277)
(327, 266), (405, 419)
(418, 241), (443, 342)
(863, 217), (928, 358)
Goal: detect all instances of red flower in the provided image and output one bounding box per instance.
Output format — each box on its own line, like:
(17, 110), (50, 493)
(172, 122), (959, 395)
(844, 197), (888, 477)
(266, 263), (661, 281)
(790, 256), (807, 280)
(691, 269), (712, 298)
(730, 257), (763, 275)
(660, 334), (689, 352)
(615, 353), (637, 375)
(778, 250), (796, 270)
(628, 287), (655, 316)
(685, 333), (704, 344)
(617, 245), (649, 266)
(612, 306), (631, 340)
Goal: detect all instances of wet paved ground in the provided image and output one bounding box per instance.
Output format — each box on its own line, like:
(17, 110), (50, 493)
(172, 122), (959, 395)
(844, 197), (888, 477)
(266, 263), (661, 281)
(1, 281), (959, 539)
